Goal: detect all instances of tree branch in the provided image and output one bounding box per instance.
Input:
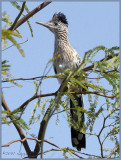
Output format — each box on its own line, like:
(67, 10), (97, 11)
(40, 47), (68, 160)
(106, 144), (119, 158)
(2, 137), (61, 150)
(2, 137), (63, 158)
(1, 92), (32, 157)
(2, 75), (61, 82)
(69, 91), (115, 98)
(5, 90), (115, 119)
(8, 1), (51, 31)
(3, 137), (101, 159)
(97, 108), (118, 158)
(2, 2), (52, 157)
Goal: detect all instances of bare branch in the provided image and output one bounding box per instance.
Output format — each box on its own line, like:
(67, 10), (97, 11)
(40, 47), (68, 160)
(79, 152), (101, 158)
(106, 144), (119, 158)
(2, 137), (61, 150)
(2, 75), (60, 82)
(2, 137), (101, 159)
(97, 135), (104, 158)
(8, 1), (51, 31)
(42, 148), (101, 158)
(97, 108), (119, 158)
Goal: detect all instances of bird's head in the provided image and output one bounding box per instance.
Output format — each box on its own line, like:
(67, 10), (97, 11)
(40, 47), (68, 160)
(36, 12), (68, 34)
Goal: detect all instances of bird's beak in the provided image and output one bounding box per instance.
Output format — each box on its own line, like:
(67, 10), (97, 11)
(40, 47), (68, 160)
(36, 22), (51, 29)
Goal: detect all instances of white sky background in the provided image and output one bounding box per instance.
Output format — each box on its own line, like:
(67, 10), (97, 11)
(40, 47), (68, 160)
(2, 1), (119, 159)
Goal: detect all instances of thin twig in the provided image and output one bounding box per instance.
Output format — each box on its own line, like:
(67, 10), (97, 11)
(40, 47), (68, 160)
(2, 137), (101, 159)
(42, 148), (101, 158)
(5, 90), (115, 118)
(106, 144), (119, 158)
(2, 137), (61, 150)
(2, 39), (28, 52)
(79, 152), (101, 158)
(97, 109), (119, 158)
(43, 148), (60, 154)
(9, 2), (26, 31)
(2, 75), (61, 82)
(72, 152), (83, 158)
(69, 91), (115, 98)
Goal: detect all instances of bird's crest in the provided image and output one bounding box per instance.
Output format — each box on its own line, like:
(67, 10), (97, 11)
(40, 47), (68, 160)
(52, 12), (68, 26)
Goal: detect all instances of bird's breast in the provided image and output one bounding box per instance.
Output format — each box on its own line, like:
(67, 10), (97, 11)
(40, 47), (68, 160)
(53, 51), (73, 73)
(53, 49), (81, 73)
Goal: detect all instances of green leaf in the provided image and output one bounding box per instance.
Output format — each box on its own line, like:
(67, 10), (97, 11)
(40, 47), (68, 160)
(70, 77), (89, 91)
(2, 29), (22, 38)
(107, 56), (117, 68)
(10, 2), (21, 11)
(2, 12), (12, 29)
(10, 2), (33, 37)
(2, 33), (24, 56)
(98, 61), (104, 73)
(2, 60), (10, 72)
(93, 61), (98, 71)
(24, 4), (30, 13)
(102, 74), (115, 88)
(27, 20), (33, 37)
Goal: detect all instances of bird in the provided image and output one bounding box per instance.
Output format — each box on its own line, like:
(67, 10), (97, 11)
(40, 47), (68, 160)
(36, 12), (86, 151)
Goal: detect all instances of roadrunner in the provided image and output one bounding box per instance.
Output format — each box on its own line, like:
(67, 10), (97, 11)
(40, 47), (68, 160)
(36, 12), (86, 151)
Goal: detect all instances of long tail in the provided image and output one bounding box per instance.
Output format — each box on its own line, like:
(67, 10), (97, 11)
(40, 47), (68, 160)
(70, 95), (86, 151)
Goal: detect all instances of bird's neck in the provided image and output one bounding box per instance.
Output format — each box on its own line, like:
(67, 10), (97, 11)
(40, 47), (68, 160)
(54, 32), (70, 52)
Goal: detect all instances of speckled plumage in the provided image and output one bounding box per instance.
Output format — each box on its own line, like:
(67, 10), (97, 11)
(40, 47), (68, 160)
(53, 40), (82, 81)
(52, 13), (86, 151)
(36, 12), (86, 151)
(52, 13), (82, 79)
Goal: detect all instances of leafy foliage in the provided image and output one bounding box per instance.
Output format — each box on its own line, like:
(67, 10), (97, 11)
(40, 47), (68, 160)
(1, 2), (33, 87)
(2, 29), (24, 56)
(23, 45), (119, 158)
(1, 2), (120, 158)
(2, 109), (30, 130)
(2, 60), (10, 72)
(10, 1), (33, 37)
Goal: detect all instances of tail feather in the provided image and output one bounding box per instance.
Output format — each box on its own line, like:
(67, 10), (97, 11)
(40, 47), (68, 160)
(70, 95), (86, 151)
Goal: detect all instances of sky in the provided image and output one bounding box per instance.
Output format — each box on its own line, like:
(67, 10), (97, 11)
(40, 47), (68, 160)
(1, 1), (119, 159)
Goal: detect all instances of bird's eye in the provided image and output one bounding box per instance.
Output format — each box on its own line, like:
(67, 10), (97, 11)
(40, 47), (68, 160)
(54, 22), (58, 26)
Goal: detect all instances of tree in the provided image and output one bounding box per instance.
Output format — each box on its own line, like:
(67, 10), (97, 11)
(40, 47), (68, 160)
(1, 1), (120, 159)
